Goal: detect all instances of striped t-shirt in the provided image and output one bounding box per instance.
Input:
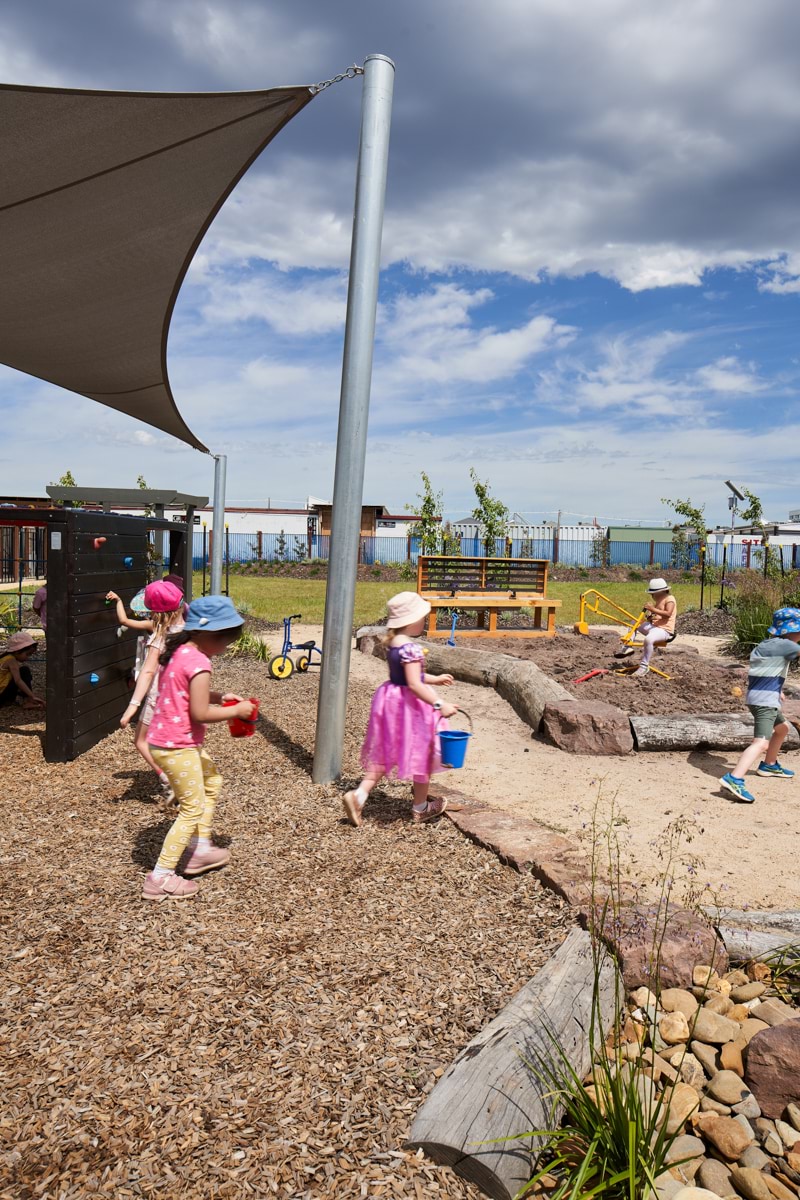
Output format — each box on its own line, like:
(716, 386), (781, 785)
(746, 637), (800, 708)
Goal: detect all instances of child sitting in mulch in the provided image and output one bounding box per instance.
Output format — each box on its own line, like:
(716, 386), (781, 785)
(0, 631), (45, 709)
(721, 606), (800, 804)
(343, 591), (458, 828)
(107, 580), (185, 802)
(142, 595), (256, 902)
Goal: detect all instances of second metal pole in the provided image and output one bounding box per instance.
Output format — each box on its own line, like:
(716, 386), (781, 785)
(312, 54), (395, 784)
(210, 453), (227, 595)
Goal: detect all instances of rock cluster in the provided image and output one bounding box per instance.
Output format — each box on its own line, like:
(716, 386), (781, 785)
(602, 965), (800, 1199)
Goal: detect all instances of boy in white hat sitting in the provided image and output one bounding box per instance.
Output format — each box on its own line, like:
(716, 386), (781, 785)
(629, 578), (677, 677)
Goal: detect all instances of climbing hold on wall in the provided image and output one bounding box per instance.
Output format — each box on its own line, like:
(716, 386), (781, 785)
(89, 672), (100, 685)
(123, 556), (134, 567)
(93, 537), (107, 550)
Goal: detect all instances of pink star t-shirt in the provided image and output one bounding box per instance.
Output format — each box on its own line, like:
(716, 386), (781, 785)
(148, 642), (211, 749)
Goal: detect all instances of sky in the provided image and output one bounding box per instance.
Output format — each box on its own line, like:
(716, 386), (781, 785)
(2, 0), (800, 527)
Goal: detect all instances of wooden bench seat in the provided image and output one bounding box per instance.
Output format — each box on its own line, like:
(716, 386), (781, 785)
(418, 555), (560, 638)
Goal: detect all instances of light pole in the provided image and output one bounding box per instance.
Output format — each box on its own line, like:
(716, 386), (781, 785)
(312, 54), (395, 784)
(210, 453), (227, 595)
(721, 480), (745, 605)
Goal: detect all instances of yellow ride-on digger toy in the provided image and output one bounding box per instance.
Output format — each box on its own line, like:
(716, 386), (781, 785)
(573, 589), (671, 680)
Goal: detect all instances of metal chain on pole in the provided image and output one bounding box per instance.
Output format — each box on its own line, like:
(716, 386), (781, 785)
(309, 65), (364, 95)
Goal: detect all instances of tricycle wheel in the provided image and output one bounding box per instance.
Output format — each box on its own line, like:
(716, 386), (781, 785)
(268, 655), (294, 680)
(296, 655), (310, 673)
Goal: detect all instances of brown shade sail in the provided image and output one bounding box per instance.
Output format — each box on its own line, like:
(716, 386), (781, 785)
(0, 82), (315, 451)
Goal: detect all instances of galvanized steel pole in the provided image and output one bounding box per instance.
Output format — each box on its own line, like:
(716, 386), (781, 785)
(312, 54), (395, 783)
(210, 453), (227, 595)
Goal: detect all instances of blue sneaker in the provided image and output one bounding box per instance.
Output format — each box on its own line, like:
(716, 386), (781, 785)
(757, 761), (795, 779)
(721, 773), (756, 803)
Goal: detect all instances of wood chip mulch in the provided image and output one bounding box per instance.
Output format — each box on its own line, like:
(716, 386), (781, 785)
(0, 656), (573, 1199)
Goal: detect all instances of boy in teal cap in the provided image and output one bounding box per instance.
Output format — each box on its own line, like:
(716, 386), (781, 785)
(721, 607), (800, 803)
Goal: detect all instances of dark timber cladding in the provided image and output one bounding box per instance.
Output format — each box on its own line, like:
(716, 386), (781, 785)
(41, 509), (190, 762)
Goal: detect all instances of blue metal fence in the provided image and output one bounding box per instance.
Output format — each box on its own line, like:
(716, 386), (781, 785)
(189, 530), (797, 573)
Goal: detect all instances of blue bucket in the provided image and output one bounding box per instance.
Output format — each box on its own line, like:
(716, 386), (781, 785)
(437, 710), (473, 769)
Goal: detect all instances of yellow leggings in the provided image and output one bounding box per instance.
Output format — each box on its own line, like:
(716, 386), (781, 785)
(149, 746), (222, 871)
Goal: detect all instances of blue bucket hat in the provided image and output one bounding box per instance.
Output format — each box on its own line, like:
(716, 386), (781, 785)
(183, 595), (244, 633)
(768, 607), (800, 637)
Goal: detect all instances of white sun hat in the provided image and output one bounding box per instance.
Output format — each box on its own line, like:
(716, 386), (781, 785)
(646, 577), (670, 593)
(386, 591), (431, 628)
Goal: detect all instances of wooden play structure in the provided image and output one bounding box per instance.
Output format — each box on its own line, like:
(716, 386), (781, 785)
(1, 504), (197, 762)
(417, 555), (561, 638)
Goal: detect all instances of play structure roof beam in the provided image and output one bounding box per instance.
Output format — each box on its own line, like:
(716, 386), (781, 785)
(0, 82), (314, 451)
(46, 486), (208, 510)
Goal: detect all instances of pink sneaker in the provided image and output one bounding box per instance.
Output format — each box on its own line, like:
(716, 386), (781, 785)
(412, 796), (448, 824)
(142, 871), (200, 902)
(182, 845), (231, 877)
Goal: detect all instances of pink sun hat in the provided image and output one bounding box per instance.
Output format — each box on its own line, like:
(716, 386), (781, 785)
(143, 580), (183, 613)
(6, 631), (36, 653)
(385, 591), (431, 629)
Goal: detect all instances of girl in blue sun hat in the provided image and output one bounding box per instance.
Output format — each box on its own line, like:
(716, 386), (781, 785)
(142, 595), (256, 902)
(721, 607), (800, 804)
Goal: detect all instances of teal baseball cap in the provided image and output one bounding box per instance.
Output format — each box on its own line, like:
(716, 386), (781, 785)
(183, 595), (244, 633)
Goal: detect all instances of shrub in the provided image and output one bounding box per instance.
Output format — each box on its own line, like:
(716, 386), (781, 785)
(227, 630), (270, 662)
(399, 561), (416, 582)
(726, 573), (784, 657)
(0, 600), (20, 635)
(510, 802), (718, 1200)
(627, 569), (643, 582)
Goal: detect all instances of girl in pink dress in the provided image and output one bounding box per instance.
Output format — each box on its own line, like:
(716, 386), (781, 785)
(343, 592), (458, 828)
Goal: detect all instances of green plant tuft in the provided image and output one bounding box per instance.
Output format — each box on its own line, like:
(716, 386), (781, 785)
(227, 629), (271, 662)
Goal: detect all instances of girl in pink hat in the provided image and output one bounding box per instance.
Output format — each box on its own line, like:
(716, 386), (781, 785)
(343, 591), (459, 828)
(0, 631), (45, 709)
(106, 580), (185, 799)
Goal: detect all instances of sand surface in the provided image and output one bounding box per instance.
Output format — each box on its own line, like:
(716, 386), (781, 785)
(294, 624), (800, 913)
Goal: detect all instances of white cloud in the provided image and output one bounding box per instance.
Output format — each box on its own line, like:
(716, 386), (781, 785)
(199, 272), (348, 336)
(758, 254), (800, 294)
(535, 330), (702, 417)
(694, 356), (765, 394)
(134, 0), (329, 84)
(183, 0), (800, 291)
(377, 284), (575, 386)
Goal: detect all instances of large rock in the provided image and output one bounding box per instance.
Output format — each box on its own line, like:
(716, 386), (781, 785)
(707, 1070), (749, 1107)
(606, 905), (728, 991)
(662, 988), (699, 1018)
(745, 1021), (800, 1118)
(665, 1082), (702, 1134)
(728, 1166), (773, 1200)
(692, 1008), (740, 1046)
(540, 698), (634, 755)
(695, 1114), (753, 1160)
(750, 999), (798, 1028)
(696, 1158), (735, 1197)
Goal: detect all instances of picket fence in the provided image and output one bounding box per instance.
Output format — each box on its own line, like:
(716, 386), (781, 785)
(188, 531), (799, 573)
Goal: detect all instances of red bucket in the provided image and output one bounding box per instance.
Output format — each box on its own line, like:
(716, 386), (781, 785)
(224, 697), (259, 737)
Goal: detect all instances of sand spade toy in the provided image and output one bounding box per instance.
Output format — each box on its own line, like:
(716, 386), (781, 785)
(446, 612), (458, 646)
(437, 708), (473, 769)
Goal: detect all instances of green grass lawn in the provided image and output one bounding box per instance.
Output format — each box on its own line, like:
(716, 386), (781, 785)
(195, 574), (703, 629)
